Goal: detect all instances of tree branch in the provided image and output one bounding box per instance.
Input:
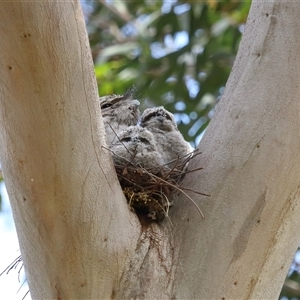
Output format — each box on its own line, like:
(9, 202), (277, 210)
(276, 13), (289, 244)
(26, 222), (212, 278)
(0, 1), (139, 298)
(171, 1), (300, 299)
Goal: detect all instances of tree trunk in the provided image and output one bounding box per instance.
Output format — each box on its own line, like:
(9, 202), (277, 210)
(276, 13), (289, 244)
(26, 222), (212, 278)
(0, 1), (300, 299)
(0, 2), (140, 299)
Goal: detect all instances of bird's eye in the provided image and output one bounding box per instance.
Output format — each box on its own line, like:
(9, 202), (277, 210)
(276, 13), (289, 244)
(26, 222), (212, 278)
(121, 137), (131, 142)
(142, 112), (156, 122)
(165, 114), (173, 121)
(140, 138), (150, 144)
(101, 103), (112, 109)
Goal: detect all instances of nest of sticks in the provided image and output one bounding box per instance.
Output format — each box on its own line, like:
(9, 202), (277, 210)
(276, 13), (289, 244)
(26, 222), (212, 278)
(112, 150), (206, 221)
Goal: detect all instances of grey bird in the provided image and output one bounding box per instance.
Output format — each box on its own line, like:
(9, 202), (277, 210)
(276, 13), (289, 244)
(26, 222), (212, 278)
(140, 106), (193, 169)
(110, 126), (164, 169)
(100, 90), (140, 145)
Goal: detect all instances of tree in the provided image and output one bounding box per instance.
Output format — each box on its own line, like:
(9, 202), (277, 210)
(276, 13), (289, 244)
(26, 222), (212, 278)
(0, 1), (300, 299)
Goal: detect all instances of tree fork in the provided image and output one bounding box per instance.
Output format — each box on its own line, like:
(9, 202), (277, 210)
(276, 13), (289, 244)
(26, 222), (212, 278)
(1, 1), (300, 300)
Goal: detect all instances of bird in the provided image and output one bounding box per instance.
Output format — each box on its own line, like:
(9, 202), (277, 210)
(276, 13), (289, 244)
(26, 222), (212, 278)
(140, 106), (193, 169)
(110, 126), (164, 169)
(100, 89), (140, 145)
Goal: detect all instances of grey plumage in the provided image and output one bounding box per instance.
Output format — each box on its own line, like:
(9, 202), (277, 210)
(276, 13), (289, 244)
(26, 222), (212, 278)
(110, 126), (164, 169)
(140, 106), (193, 169)
(100, 90), (140, 145)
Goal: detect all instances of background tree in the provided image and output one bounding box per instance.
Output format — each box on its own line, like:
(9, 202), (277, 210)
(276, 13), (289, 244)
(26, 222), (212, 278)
(0, 1), (300, 299)
(85, 0), (250, 146)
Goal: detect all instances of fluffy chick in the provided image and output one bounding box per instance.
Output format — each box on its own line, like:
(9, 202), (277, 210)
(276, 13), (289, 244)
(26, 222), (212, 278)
(110, 126), (164, 169)
(100, 89), (140, 145)
(140, 106), (193, 169)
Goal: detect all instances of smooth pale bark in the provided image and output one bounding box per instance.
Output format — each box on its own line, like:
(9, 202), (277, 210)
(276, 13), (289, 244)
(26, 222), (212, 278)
(170, 1), (300, 299)
(0, 2), (140, 299)
(1, 1), (300, 300)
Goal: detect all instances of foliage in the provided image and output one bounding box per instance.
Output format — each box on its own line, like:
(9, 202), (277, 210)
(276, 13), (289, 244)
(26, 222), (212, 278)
(83, 0), (250, 145)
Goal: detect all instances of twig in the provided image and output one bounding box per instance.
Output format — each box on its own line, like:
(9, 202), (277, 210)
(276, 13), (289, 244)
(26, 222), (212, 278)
(178, 186), (210, 197)
(140, 167), (204, 218)
(106, 122), (132, 155)
(22, 290), (30, 300)
(102, 146), (136, 168)
(171, 167), (204, 178)
(0, 255), (22, 276)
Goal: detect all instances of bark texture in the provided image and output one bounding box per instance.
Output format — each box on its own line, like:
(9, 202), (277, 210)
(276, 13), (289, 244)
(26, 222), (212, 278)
(0, 2), (140, 299)
(1, 1), (300, 300)
(170, 1), (300, 299)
